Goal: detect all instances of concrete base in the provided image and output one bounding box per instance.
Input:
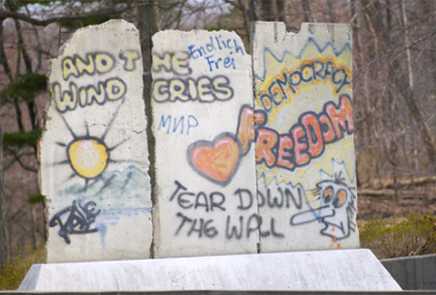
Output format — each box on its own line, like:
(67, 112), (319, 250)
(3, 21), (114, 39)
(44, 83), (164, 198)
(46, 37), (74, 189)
(19, 249), (401, 292)
(382, 254), (436, 290)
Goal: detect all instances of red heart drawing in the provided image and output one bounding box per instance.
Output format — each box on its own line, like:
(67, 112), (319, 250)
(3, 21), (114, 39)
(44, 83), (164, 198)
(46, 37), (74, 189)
(187, 133), (242, 186)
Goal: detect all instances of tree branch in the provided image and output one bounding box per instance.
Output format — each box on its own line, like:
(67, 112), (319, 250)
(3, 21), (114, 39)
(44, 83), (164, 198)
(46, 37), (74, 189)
(0, 7), (128, 26)
(4, 147), (37, 173)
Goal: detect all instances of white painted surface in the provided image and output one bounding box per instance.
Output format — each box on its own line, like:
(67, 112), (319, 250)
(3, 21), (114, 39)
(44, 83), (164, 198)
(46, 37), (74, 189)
(253, 22), (358, 252)
(151, 30), (258, 257)
(19, 249), (402, 291)
(41, 20), (152, 262)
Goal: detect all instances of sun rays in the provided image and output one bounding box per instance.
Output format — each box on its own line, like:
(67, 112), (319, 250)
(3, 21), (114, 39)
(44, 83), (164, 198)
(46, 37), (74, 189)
(53, 99), (132, 191)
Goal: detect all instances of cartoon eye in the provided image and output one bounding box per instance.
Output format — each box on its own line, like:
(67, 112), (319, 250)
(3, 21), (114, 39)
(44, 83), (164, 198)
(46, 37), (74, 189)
(322, 186), (334, 203)
(334, 189), (348, 208)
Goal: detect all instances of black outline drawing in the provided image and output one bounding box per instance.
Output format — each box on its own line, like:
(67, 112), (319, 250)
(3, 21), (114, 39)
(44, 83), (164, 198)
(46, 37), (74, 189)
(49, 200), (101, 244)
(53, 98), (132, 191)
(290, 170), (357, 241)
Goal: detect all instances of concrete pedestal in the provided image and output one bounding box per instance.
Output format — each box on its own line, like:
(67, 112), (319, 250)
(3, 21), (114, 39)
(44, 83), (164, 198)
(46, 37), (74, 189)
(19, 249), (401, 292)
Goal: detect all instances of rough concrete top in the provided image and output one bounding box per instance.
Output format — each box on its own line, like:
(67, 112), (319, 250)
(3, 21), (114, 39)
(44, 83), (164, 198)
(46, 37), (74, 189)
(19, 249), (401, 292)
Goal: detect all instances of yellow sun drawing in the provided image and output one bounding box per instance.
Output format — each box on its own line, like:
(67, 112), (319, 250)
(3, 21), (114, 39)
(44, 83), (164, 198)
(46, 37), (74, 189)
(54, 100), (130, 190)
(68, 137), (109, 179)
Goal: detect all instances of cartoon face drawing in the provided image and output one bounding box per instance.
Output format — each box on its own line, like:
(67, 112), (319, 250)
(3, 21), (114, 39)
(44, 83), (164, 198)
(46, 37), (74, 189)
(314, 177), (357, 240)
(290, 173), (357, 241)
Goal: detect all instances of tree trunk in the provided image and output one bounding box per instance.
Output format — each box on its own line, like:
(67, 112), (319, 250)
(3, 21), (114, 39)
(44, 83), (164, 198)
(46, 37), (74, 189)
(29, 204), (37, 250)
(401, 1), (414, 90)
(237, 0), (251, 44)
(327, 0), (335, 22)
(276, 0), (287, 24)
(0, 128), (10, 267)
(136, 0), (159, 258)
(0, 20), (13, 81)
(398, 0), (436, 172)
(258, 0), (275, 21)
(248, 0), (258, 22)
(301, 0), (313, 22)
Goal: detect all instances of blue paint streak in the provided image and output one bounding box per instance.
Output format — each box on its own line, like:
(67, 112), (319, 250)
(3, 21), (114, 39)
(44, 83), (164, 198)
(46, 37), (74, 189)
(95, 223), (108, 248)
(255, 37), (351, 82)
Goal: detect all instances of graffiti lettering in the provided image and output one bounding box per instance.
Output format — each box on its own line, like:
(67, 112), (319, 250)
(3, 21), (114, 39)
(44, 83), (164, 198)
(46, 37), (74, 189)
(205, 54), (236, 72)
(255, 94), (353, 170)
(188, 36), (245, 59)
(62, 52), (115, 81)
(187, 35), (245, 72)
(257, 186), (304, 210)
(175, 212), (219, 238)
(50, 77), (127, 113)
(158, 114), (199, 135)
(49, 200), (101, 244)
(152, 51), (192, 75)
(187, 94), (353, 185)
(119, 50), (141, 71)
(170, 180), (226, 212)
(52, 49), (139, 113)
(152, 75), (233, 103)
(236, 105), (266, 155)
(258, 60), (351, 113)
(152, 51), (235, 103)
(175, 212), (284, 240)
(169, 181), (288, 240)
(223, 214), (285, 240)
(226, 214), (284, 239)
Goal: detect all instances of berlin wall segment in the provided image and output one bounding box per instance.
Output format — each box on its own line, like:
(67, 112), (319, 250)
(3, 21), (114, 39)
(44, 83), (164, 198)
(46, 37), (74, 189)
(39, 21), (359, 262)
(41, 20), (152, 262)
(151, 30), (259, 257)
(253, 22), (359, 251)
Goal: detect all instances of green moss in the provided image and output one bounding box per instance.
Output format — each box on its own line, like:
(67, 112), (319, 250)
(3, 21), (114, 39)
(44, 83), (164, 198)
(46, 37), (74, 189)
(3, 129), (42, 147)
(360, 214), (436, 258)
(1, 73), (47, 102)
(28, 193), (46, 205)
(0, 247), (45, 290)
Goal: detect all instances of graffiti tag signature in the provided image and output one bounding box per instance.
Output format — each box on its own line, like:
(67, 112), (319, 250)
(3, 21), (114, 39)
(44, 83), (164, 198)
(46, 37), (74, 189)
(49, 200), (101, 244)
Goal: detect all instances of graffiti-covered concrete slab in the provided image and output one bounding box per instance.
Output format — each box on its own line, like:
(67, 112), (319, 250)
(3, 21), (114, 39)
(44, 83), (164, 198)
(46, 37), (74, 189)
(19, 249), (401, 291)
(253, 22), (358, 251)
(151, 30), (258, 257)
(41, 20), (152, 262)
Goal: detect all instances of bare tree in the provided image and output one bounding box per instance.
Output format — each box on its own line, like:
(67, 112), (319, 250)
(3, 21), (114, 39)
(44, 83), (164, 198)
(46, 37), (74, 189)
(301, 0), (313, 22)
(398, 0), (436, 172)
(0, 0), (136, 258)
(326, 0), (335, 22)
(0, 128), (9, 267)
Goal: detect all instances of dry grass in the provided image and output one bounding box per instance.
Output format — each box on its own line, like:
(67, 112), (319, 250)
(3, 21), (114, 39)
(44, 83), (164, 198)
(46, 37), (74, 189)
(0, 215), (434, 290)
(0, 247), (46, 291)
(360, 214), (436, 258)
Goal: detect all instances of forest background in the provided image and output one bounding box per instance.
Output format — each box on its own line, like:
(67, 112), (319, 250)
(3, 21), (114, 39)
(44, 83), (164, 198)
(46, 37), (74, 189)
(0, 0), (436, 289)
